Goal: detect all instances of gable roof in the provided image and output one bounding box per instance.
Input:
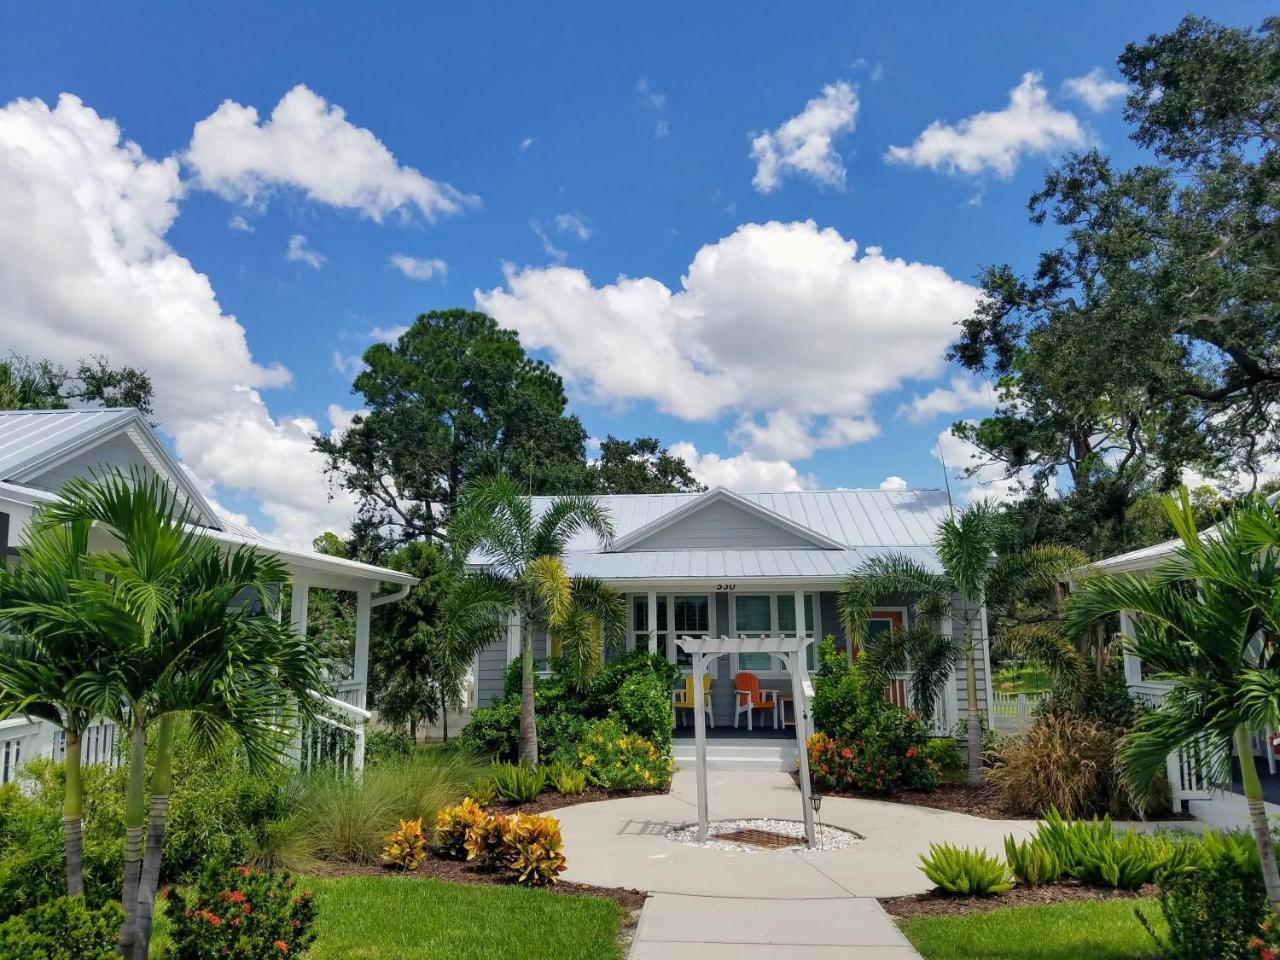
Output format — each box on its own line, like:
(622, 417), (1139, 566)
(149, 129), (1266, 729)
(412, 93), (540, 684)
(609, 487), (846, 552)
(0, 408), (222, 528)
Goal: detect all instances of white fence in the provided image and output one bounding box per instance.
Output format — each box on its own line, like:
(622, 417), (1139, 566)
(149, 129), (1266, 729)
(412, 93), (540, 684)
(1, 683), (368, 786)
(991, 691), (1045, 733)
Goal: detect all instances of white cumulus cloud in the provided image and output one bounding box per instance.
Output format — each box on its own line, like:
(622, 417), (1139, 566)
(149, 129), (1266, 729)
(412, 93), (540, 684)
(670, 442), (814, 492)
(885, 72), (1086, 178)
(476, 220), (977, 459)
(933, 424), (1051, 504)
(879, 476), (908, 491)
(0, 92), (355, 547)
(899, 376), (994, 422)
(751, 80), (859, 193)
(1063, 67), (1128, 112)
(389, 253), (447, 280)
(187, 84), (478, 222)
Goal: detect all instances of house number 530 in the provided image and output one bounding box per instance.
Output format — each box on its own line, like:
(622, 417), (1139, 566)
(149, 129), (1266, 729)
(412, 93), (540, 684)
(715, 583), (736, 592)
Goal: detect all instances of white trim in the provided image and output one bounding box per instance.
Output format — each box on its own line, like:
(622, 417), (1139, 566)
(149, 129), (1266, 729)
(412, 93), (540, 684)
(728, 591), (819, 678)
(608, 487), (845, 553)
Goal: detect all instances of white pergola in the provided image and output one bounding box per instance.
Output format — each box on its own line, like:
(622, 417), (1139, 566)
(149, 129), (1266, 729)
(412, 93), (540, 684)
(676, 590), (818, 845)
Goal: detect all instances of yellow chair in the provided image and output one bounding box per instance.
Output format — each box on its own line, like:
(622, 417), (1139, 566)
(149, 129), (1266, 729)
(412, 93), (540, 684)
(673, 673), (714, 728)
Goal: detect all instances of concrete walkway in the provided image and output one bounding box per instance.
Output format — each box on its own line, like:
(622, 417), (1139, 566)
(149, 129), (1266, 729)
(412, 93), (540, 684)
(554, 770), (1041, 958)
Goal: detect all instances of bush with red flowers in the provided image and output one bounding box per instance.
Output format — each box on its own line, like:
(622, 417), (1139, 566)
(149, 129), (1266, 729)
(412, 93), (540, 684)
(165, 864), (316, 960)
(1251, 913), (1280, 960)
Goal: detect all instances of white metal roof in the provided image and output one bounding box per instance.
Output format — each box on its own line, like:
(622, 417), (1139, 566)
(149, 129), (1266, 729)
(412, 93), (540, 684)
(475, 487), (952, 582)
(0, 408), (137, 479)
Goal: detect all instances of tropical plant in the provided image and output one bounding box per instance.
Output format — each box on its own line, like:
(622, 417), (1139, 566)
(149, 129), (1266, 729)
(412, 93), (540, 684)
(490, 762), (546, 804)
(434, 798), (494, 862)
(0, 470), (324, 959)
(545, 762), (587, 795)
(839, 505), (1084, 783)
(381, 818), (428, 870)
(447, 475), (627, 765)
(918, 843), (1014, 895)
(988, 714), (1119, 817)
(491, 812), (568, 886)
(1066, 490), (1280, 910)
(1003, 835), (1064, 887)
(466, 778), (498, 806)
(164, 864), (317, 960)
(575, 717), (672, 791)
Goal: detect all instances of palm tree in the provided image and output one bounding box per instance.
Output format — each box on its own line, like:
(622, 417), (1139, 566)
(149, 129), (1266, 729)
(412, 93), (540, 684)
(22, 471), (323, 958)
(0, 518), (105, 897)
(839, 503), (1084, 784)
(448, 476), (626, 765)
(1065, 489), (1280, 910)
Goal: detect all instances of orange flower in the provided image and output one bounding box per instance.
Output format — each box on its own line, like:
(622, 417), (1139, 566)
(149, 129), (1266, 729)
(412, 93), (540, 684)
(274, 940), (290, 954)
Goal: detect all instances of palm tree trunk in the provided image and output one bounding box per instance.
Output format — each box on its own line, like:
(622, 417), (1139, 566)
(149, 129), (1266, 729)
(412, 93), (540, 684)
(117, 720), (147, 956)
(518, 612), (538, 767)
(131, 714), (176, 960)
(63, 729), (84, 898)
(964, 613), (982, 785)
(441, 693), (449, 742)
(1234, 724), (1280, 911)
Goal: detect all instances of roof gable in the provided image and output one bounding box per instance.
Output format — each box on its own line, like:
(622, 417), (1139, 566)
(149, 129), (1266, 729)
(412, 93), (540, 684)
(609, 487), (844, 552)
(0, 409), (222, 529)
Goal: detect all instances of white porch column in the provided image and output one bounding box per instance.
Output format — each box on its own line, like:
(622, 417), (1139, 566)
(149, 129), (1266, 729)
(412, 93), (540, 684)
(1119, 610), (1142, 686)
(290, 580), (309, 639)
(354, 588), (372, 710)
(787, 649), (817, 845)
(692, 650), (711, 841)
(647, 591), (658, 656)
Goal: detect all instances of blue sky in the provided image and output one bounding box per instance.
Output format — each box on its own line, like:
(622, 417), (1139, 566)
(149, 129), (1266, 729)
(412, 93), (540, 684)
(0, 1), (1270, 545)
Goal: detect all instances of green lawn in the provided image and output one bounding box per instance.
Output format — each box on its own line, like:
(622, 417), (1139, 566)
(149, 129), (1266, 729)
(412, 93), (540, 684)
(991, 663), (1053, 696)
(152, 875), (625, 960)
(899, 898), (1166, 960)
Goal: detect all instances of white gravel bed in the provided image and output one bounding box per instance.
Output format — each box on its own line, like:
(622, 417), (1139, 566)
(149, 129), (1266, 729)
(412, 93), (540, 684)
(666, 817), (860, 853)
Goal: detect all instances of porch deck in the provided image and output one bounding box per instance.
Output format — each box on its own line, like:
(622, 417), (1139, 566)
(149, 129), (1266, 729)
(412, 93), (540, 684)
(1230, 754), (1280, 806)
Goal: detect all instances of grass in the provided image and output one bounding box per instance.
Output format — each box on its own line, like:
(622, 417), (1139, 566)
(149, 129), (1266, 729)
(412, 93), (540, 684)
(152, 875), (625, 960)
(899, 898), (1167, 960)
(992, 663), (1053, 696)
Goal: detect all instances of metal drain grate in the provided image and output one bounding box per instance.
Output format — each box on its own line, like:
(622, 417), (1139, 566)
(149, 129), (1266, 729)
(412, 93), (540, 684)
(711, 828), (804, 849)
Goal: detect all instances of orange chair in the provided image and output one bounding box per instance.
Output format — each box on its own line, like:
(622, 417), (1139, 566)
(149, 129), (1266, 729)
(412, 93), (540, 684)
(733, 672), (776, 731)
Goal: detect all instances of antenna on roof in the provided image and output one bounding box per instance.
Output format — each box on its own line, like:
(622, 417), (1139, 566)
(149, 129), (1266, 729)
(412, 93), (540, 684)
(936, 439), (955, 518)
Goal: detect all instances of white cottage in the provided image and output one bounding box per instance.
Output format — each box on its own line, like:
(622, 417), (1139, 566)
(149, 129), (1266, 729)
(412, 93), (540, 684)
(472, 486), (993, 738)
(0, 408), (416, 780)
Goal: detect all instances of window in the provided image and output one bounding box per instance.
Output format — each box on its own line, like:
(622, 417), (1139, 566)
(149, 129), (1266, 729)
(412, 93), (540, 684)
(735, 595), (773, 671)
(672, 596), (708, 667)
(778, 594), (817, 671)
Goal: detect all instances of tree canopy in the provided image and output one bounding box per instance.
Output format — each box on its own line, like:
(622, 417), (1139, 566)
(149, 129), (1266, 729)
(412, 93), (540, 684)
(0, 354), (154, 416)
(316, 309), (699, 556)
(950, 15), (1279, 554)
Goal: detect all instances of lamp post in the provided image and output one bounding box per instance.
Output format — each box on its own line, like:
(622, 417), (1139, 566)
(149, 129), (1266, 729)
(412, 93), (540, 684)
(809, 792), (823, 847)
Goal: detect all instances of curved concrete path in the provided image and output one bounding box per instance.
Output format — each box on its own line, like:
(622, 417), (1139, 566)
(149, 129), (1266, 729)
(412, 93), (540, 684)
(556, 770), (1040, 958)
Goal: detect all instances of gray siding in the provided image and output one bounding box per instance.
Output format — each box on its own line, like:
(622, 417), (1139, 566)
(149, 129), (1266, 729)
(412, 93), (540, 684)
(475, 635), (508, 707)
(626, 500), (817, 550)
(28, 433), (156, 493)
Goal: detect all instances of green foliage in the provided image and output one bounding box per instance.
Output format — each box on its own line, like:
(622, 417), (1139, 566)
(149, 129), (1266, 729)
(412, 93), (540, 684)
(365, 729), (415, 766)
(808, 642), (937, 794)
(165, 864), (317, 960)
(0, 896), (124, 960)
(1027, 809), (1189, 890)
(575, 718), (672, 791)
(921, 737), (965, 780)
(432, 802), (569, 886)
(461, 697), (522, 761)
(611, 672), (674, 751)
(545, 762), (587, 795)
(490, 762), (546, 804)
(919, 843), (1014, 895)
(466, 778), (497, 806)
(293, 747), (486, 864)
(1145, 831), (1268, 960)
(0, 353), (153, 416)
(1003, 835), (1064, 887)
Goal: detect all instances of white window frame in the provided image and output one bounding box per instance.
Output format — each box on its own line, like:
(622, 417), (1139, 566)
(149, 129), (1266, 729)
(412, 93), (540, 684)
(629, 592), (718, 678)
(729, 591), (821, 678)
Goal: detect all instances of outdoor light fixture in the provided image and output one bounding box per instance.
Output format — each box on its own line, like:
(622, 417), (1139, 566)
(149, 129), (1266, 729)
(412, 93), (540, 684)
(809, 793), (822, 814)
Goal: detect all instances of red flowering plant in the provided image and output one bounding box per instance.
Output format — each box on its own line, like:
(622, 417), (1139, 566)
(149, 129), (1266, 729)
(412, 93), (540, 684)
(165, 864), (317, 960)
(1250, 912), (1280, 960)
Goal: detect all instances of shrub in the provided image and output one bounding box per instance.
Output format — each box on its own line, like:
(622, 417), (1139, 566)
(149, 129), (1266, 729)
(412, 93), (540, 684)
(1249, 912), (1280, 960)
(576, 718), (672, 791)
(612, 672), (675, 751)
(491, 762), (546, 804)
(921, 737), (965, 781)
(1003, 835), (1063, 887)
(919, 843), (1014, 895)
(460, 698), (522, 761)
(1028, 809), (1190, 890)
(366, 729), (414, 766)
(546, 761), (587, 795)
(1146, 831), (1267, 960)
(434, 798), (494, 862)
(491, 813), (567, 886)
(0, 896), (123, 960)
(381, 818), (428, 870)
(466, 778), (498, 806)
(165, 864), (317, 960)
(584, 652), (680, 718)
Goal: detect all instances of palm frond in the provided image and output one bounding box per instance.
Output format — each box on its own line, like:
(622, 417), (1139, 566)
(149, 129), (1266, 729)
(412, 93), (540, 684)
(522, 556), (573, 629)
(531, 496), (616, 558)
(837, 553), (950, 644)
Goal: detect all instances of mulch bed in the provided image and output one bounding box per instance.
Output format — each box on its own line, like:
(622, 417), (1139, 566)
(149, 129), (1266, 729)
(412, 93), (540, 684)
(307, 857), (648, 916)
(792, 770), (1026, 819)
(880, 881), (1158, 919)
(493, 784), (667, 816)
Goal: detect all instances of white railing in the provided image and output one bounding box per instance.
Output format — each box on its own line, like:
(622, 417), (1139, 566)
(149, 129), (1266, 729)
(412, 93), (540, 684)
(887, 672), (953, 736)
(991, 691), (1046, 733)
(1131, 681), (1171, 711)
(0, 716), (123, 786)
(1129, 681), (1216, 810)
(299, 689), (370, 776)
